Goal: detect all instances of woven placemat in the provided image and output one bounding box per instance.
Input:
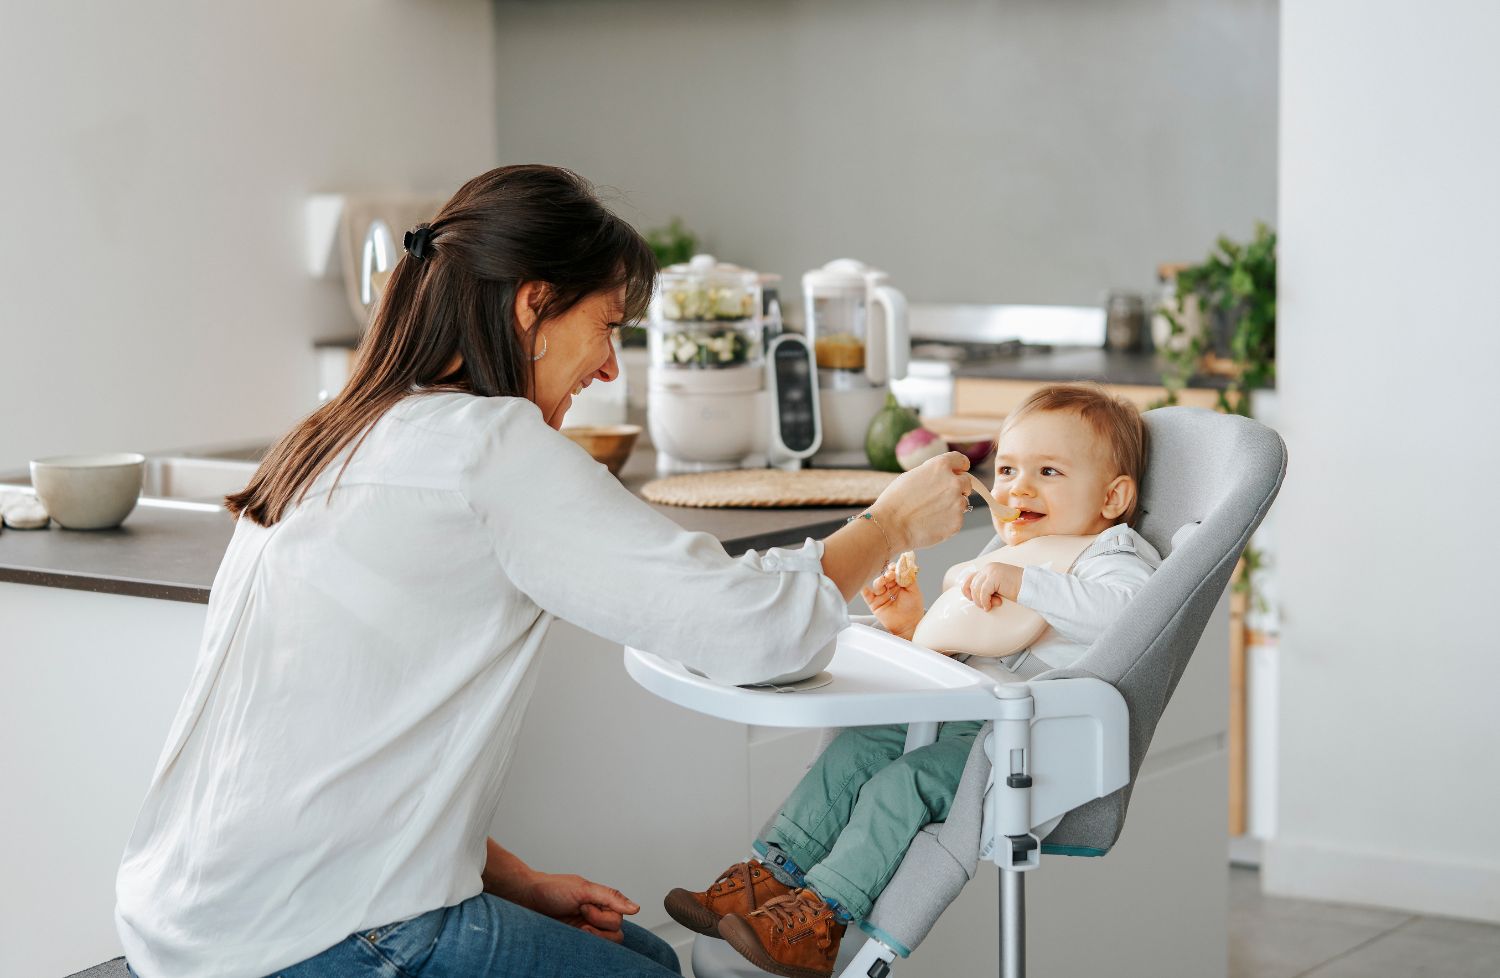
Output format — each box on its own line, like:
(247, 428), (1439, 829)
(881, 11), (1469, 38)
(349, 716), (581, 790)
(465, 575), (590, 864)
(641, 468), (898, 508)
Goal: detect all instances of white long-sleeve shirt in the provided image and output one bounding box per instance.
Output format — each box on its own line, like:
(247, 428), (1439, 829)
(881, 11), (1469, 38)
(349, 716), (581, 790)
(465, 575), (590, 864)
(968, 525), (1162, 680)
(115, 392), (849, 978)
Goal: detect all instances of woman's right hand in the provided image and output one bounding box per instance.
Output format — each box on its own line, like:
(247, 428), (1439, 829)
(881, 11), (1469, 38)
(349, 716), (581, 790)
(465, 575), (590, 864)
(870, 452), (973, 553)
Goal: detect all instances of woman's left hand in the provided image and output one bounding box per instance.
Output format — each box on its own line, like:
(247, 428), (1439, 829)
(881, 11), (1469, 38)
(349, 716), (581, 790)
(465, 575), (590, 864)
(521, 871), (641, 943)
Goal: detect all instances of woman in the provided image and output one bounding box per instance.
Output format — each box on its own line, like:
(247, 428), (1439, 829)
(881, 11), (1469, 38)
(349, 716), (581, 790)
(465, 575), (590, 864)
(115, 165), (972, 978)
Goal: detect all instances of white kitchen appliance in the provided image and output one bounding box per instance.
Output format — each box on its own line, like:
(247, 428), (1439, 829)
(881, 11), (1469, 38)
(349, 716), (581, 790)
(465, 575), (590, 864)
(648, 255), (820, 475)
(803, 258), (910, 467)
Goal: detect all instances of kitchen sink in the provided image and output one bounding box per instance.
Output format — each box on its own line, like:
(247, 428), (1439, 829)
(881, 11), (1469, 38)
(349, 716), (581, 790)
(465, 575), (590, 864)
(0, 452), (265, 513)
(139, 456), (261, 505)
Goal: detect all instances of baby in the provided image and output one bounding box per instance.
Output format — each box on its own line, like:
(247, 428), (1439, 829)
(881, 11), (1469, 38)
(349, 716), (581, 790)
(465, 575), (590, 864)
(666, 383), (1162, 977)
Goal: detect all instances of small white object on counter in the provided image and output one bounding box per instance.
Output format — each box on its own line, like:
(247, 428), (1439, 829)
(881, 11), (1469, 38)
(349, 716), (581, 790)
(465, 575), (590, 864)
(1, 491), (50, 529)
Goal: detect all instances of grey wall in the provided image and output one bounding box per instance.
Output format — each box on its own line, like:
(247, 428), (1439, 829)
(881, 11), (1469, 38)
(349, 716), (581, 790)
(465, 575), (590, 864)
(493, 0), (1278, 307)
(0, 0), (497, 467)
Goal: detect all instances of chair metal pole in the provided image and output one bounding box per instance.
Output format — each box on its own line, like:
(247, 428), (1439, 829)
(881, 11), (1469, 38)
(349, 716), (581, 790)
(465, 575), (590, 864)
(1000, 866), (1025, 978)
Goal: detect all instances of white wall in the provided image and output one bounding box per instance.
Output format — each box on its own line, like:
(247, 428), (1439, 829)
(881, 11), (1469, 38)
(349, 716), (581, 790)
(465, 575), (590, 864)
(0, 0), (497, 468)
(491, 0), (1278, 307)
(1267, 0), (1500, 922)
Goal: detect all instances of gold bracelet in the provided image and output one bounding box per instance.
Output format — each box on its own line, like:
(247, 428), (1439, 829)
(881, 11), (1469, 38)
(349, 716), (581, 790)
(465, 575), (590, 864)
(847, 510), (894, 559)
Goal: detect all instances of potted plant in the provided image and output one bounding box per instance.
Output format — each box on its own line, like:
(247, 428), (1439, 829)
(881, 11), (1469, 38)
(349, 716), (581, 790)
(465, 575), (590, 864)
(1157, 222), (1276, 417)
(1156, 225), (1277, 838)
(645, 217), (699, 269)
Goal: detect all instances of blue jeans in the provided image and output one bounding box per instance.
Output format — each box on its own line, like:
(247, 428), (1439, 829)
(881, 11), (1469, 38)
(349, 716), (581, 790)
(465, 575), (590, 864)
(128, 892), (681, 977)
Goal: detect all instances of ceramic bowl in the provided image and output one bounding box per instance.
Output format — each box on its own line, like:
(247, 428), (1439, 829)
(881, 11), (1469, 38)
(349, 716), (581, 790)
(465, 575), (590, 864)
(561, 424), (642, 476)
(29, 453), (146, 529)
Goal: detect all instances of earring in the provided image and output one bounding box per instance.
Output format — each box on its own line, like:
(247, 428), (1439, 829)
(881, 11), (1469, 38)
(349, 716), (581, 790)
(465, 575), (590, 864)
(531, 335), (548, 362)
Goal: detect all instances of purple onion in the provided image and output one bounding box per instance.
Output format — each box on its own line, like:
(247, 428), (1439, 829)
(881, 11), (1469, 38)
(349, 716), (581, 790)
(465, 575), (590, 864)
(895, 428), (949, 471)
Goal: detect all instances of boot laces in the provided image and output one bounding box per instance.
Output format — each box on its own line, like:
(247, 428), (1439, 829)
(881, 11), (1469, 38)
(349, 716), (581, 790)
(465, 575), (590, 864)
(709, 861), (760, 895)
(757, 890), (834, 950)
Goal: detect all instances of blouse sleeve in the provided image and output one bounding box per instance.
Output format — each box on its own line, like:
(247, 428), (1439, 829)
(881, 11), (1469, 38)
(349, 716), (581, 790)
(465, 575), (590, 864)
(459, 402), (849, 685)
(1016, 547), (1156, 649)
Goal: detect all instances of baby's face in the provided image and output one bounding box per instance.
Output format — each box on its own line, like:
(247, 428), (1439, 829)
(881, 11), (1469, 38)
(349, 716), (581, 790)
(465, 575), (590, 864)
(992, 409), (1130, 546)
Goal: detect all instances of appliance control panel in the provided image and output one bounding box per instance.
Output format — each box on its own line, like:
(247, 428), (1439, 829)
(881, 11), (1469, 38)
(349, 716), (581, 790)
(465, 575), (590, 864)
(767, 334), (822, 469)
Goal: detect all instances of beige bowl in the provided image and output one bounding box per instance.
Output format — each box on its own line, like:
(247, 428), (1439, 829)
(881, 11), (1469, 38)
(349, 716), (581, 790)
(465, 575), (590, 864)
(562, 424), (641, 476)
(30, 453), (146, 530)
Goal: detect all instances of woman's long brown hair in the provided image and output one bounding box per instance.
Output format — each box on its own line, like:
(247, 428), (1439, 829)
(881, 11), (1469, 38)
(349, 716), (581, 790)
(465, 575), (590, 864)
(226, 165), (656, 526)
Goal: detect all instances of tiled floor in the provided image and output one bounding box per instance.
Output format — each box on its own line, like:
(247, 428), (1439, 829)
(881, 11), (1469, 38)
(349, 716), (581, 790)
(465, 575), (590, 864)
(1230, 867), (1500, 977)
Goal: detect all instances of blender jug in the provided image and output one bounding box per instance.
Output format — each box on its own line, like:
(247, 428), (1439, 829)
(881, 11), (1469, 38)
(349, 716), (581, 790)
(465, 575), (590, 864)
(802, 259), (910, 467)
(803, 258), (909, 386)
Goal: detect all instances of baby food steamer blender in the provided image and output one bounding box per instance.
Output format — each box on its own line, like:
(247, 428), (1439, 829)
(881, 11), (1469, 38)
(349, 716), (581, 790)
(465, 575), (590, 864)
(647, 255), (821, 476)
(803, 258), (911, 468)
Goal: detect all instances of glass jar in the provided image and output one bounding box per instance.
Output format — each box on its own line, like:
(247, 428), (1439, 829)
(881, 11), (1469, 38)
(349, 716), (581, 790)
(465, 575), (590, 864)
(1104, 290), (1147, 353)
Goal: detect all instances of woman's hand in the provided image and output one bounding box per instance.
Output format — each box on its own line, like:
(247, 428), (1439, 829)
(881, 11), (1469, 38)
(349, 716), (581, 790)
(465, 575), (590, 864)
(870, 452), (973, 553)
(862, 562), (924, 641)
(820, 452), (972, 604)
(480, 838), (638, 943)
(518, 871), (641, 944)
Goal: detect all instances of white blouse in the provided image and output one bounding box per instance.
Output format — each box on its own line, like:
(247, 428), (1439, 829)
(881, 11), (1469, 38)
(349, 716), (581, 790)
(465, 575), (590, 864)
(115, 392), (849, 978)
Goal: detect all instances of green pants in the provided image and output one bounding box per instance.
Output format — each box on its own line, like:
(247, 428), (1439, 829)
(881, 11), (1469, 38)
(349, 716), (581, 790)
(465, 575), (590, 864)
(759, 721), (983, 922)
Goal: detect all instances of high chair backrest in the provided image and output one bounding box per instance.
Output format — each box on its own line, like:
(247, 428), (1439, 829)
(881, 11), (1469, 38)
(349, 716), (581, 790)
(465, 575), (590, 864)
(991, 405), (1288, 852)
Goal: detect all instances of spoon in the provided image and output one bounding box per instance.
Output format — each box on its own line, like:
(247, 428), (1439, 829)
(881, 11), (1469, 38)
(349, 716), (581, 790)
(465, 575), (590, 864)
(967, 474), (1021, 529)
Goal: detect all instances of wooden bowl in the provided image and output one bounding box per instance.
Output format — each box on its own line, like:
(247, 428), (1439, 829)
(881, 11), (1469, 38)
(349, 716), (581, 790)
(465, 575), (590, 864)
(562, 424), (642, 476)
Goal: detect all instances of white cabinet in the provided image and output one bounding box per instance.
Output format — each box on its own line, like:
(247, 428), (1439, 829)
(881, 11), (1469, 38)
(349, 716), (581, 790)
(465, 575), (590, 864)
(0, 583), (207, 978)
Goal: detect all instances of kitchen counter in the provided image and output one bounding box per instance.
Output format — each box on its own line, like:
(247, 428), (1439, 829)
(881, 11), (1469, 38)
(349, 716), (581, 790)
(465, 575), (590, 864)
(0, 447), (977, 604)
(951, 347), (1238, 389)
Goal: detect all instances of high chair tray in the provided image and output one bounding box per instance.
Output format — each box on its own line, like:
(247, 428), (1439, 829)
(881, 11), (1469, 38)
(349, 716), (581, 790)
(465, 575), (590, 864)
(624, 623), (1009, 728)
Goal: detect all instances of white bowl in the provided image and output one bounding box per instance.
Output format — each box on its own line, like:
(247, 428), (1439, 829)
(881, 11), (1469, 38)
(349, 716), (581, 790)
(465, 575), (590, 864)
(30, 453), (146, 530)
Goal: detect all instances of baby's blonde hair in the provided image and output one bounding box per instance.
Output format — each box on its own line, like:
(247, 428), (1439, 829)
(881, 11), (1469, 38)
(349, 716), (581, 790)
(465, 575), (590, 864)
(1001, 382), (1148, 525)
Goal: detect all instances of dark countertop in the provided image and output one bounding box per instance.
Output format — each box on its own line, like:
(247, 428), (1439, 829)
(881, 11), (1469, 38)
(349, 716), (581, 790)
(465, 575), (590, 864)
(0, 504), (236, 603)
(952, 348), (1235, 389)
(0, 447), (989, 606)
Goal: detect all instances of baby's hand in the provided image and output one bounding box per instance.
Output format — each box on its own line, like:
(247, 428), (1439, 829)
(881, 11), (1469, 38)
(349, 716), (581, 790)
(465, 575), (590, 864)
(962, 563), (1010, 612)
(862, 557), (924, 641)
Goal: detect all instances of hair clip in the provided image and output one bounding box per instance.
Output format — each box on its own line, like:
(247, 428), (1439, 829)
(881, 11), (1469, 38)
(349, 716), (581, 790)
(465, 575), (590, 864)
(404, 226), (434, 260)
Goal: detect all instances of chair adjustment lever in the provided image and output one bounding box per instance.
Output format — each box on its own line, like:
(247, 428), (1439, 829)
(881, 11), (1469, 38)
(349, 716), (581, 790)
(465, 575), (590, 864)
(1005, 773), (1032, 788)
(866, 960), (891, 978)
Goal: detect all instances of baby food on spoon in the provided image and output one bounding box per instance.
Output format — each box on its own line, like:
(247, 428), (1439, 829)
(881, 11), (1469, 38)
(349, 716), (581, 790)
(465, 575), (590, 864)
(966, 474), (1022, 531)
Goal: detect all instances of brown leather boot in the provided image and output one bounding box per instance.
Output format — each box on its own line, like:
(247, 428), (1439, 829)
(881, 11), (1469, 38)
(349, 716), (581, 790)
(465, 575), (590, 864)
(664, 859), (793, 937)
(718, 888), (847, 978)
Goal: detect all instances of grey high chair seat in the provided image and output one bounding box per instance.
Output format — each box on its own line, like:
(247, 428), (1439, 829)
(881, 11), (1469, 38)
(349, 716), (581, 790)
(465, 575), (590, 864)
(688, 406), (1287, 978)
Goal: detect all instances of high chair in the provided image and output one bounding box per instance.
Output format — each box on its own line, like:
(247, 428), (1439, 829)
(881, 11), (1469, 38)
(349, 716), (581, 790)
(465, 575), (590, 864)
(625, 407), (1287, 978)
